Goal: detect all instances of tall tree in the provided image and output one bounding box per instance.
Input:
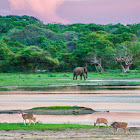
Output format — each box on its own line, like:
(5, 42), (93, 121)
(115, 42), (135, 73)
(15, 46), (59, 72)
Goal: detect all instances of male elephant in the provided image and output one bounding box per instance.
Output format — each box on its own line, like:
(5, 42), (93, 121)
(73, 67), (87, 80)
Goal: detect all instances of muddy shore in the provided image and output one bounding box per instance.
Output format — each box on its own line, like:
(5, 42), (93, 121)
(0, 89), (140, 95)
(0, 128), (140, 140)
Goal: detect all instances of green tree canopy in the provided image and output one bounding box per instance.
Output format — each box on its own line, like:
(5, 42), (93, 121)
(15, 46), (59, 72)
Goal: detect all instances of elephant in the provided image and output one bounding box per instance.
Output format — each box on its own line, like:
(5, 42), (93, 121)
(73, 67), (87, 80)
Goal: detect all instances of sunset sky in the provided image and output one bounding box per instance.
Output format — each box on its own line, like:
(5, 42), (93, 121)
(0, 0), (140, 25)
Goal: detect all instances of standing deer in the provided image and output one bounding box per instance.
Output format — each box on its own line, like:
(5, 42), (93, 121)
(20, 111), (36, 126)
(111, 122), (131, 134)
(94, 118), (108, 128)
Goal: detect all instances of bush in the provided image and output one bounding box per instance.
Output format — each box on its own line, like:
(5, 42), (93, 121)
(48, 73), (56, 77)
(62, 74), (69, 77)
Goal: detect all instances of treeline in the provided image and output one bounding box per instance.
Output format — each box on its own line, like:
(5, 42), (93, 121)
(0, 15), (140, 73)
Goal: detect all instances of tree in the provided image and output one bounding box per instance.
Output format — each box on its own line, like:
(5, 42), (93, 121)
(115, 42), (134, 73)
(86, 33), (114, 72)
(128, 41), (140, 69)
(15, 46), (59, 72)
(0, 41), (14, 71)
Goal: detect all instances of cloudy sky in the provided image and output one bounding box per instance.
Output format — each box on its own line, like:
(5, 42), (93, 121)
(0, 0), (140, 24)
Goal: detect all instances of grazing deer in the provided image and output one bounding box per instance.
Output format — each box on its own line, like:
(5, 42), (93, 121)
(94, 118), (108, 128)
(20, 111), (36, 126)
(111, 122), (131, 134)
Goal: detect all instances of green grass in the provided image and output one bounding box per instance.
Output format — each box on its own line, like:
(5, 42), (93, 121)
(32, 106), (91, 110)
(0, 71), (139, 87)
(0, 123), (95, 130)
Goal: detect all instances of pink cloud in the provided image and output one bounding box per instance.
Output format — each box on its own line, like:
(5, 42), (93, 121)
(57, 0), (140, 24)
(8, 0), (69, 24)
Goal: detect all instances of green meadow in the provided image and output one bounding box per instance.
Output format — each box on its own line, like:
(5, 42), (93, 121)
(32, 106), (91, 110)
(0, 123), (96, 130)
(0, 71), (140, 87)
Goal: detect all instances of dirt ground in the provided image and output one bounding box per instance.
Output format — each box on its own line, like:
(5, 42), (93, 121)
(0, 127), (140, 140)
(0, 89), (140, 95)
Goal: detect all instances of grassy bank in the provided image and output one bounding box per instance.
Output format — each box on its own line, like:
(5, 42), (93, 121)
(0, 71), (140, 87)
(32, 106), (91, 110)
(0, 123), (95, 130)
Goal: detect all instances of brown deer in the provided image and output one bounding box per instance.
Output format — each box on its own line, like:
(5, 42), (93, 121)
(94, 118), (108, 128)
(111, 122), (131, 134)
(20, 111), (36, 126)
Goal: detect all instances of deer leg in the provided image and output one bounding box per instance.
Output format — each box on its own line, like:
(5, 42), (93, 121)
(34, 120), (36, 126)
(25, 120), (26, 126)
(76, 76), (77, 80)
(127, 128), (131, 134)
(114, 128), (117, 135)
(123, 128), (126, 134)
(98, 123), (100, 128)
(106, 123), (109, 128)
(29, 119), (31, 125)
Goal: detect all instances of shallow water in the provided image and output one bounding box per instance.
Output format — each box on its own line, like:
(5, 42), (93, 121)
(0, 94), (140, 104)
(0, 92), (140, 127)
(0, 101), (140, 127)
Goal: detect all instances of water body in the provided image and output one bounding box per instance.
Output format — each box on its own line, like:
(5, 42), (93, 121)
(87, 79), (140, 82)
(0, 94), (140, 127)
(0, 94), (140, 104)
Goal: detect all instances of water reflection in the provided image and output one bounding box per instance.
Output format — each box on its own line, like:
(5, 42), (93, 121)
(0, 85), (139, 91)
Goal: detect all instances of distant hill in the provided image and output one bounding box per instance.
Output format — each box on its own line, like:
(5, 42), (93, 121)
(0, 15), (139, 72)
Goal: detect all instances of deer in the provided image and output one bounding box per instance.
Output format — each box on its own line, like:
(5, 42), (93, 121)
(20, 111), (36, 126)
(111, 122), (131, 135)
(94, 118), (108, 128)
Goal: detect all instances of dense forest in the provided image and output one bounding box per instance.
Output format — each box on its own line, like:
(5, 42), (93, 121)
(0, 15), (140, 73)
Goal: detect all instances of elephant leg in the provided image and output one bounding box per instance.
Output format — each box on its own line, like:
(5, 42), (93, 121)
(80, 75), (82, 80)
(83, 74), (86, 80)
(73, 74), (75, 80)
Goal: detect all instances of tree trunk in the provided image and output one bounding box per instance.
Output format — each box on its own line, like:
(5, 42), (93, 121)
(95, 65), (99, 72)
(22, 65), (27, 72)
(99, 65), (105, 72)
(35, 65), (38, 72)
(30, 66), (34, 73)
(97, 64), (105, 72)
(124, 65), (130, 73)
(120, 62), (130, 73)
